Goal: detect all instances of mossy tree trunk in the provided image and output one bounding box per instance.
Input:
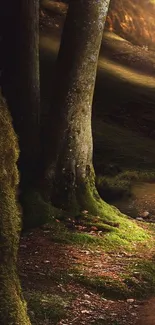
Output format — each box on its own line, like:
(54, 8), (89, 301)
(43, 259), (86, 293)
(0, 94), (31, 324)
(44, 0), (111, 216)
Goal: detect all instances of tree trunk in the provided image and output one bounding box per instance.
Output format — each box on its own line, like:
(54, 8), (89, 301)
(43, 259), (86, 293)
(0, 94), (31, 324)
(1, 0), (40, 189)
(45, 0), (112, 216)
(17, 0), (40, 188)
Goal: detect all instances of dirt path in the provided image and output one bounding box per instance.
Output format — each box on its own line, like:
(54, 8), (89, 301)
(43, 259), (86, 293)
(136, 298), (155, 325)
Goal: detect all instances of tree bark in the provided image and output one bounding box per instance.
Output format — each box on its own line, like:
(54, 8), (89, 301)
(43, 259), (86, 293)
(0, 94), (31, 324)
(17, 0), (40, 188)
(1, 0), (40, 189)
(45, 0), (111, 214)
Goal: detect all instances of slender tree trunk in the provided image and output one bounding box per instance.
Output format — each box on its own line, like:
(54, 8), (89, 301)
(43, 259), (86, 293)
(45, 0), (111, 215)
(0, 94), (31, 324)
(17, 0), (40, 188)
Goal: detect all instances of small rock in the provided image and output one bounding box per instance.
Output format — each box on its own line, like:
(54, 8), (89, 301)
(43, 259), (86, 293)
(136, 217), (143, 221)
(84, 294), (90, 299)
(139, 211), (149, 218)
(81, 309), (91, 314)
(127, 299), (134, 303)
(98, 315), (105, 320)
(131, 312), (137, 316)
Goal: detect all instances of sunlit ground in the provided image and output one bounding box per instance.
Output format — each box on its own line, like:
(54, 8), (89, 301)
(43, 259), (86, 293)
(98, 57), (155, 88)
(41, 0), (155, 48)
(40, 32), (155, 89)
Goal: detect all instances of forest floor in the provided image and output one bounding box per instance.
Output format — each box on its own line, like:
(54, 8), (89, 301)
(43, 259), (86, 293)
(18, 218), (155, 325)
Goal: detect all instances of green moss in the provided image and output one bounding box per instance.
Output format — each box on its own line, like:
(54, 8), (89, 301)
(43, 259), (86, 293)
(0, 268), (31, 325)
(68, 257), (155, 299)
(24, 290), (68, 324)
(126, 259), (155, 297)
(21, 189), (63, 229)
(76, 170), (150, 249)
(48, 219), (103, 245)
(101, 218), (152, 251)
(44, 168), (152, 251)
(72, 272), (129, 299)
(0, 93), (31, 324)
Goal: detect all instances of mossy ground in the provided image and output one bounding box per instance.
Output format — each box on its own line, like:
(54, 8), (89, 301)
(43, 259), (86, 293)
(24, 290), (69, 324)
(18, 217), (155, 324)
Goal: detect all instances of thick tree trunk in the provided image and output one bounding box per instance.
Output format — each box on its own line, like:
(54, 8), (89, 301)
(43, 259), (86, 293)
(45, 0), (111, 213)
(1, 0), (40, 189)
(0, 94), (31, 324)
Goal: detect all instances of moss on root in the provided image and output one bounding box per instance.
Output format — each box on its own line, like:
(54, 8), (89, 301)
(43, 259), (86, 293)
(51, 167), (151, 250)
(0, 93), (31, 324)
(21, 189), (63, 229)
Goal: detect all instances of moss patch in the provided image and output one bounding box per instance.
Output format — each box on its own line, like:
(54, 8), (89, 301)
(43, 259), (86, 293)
(24, 290), (68, 324)
(72, 272), (129, 299)
(0, 93), (31, 324)
(21, 189), (63, 229)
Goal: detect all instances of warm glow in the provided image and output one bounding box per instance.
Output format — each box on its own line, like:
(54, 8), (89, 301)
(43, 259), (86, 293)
(106, 0), (155, 48)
